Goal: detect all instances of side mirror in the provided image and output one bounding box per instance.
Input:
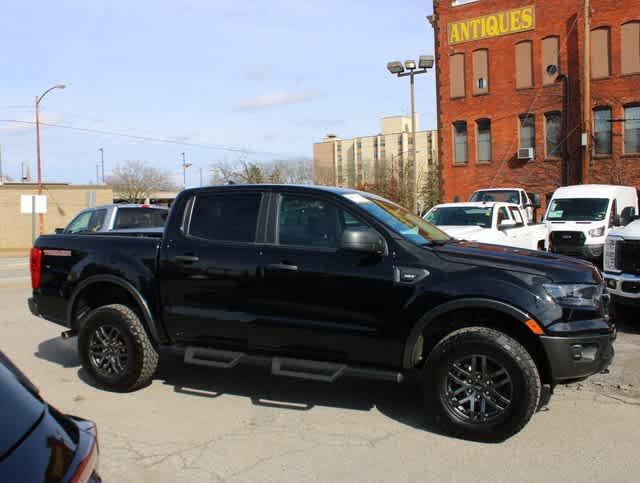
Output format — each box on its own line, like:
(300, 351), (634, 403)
(499, 219), (517, 230)
(54, 228), (65, 234)
(620, 207), (637, 226)
(339, 228), (386, 255)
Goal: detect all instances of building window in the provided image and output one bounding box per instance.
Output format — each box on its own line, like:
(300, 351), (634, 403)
(545, 112), (562, 158)
(472, 49), (489, 95)
(624, 105), (640, 154)
(476, 119), (492, 162)
(453, 121), (468, 165)
(515, 41), (533, 89)
(542, 36), (560, 85)
(621, 22), (640, 75)
(519, 114), (535, 150)
(450, 53), (465, 98)
(591, 27), (611, 79)
(593, 107), (612, 155)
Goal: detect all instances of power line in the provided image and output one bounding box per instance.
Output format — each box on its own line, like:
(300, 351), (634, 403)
(0, 119), (304, 158)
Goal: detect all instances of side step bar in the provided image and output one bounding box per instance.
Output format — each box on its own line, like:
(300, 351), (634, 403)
(181, 346), (403, 383)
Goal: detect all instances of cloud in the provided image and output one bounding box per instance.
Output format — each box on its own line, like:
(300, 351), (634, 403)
(235, 89), (324, 111)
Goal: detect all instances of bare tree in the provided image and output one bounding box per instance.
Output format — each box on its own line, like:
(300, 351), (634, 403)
(209, 157), (313, 185)
(105, 160), (178, 202)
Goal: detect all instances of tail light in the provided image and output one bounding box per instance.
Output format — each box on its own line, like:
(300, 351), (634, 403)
(30, 247), (42, 290)
(69, 429), (99, 483)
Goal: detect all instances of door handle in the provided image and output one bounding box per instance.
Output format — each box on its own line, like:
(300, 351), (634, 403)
(266, 263), (298, 272)
(174, 255), (200, 263)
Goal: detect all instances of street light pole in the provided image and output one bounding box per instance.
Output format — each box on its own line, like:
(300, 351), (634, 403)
(181, 152), (192, 189)
(35, 83), (66, 235)
(387, 56), (434, 214)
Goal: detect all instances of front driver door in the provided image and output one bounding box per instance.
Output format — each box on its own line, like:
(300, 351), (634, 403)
(256, 192), (407, 367)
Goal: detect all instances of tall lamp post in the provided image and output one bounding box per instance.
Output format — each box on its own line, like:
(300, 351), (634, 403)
(181, 152), (192, 189)
(387, 56), (434, 214)
(98, 148), (105, 184)
(35, 83), (66, 235)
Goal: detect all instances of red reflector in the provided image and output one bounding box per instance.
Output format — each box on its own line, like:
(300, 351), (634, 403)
(140, 204), (150, 208)
(30, 248), (42, 290)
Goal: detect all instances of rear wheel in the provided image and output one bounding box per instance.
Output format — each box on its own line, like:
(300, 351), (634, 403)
(422, 327), (541, 442)
(78, 304), (158, 392)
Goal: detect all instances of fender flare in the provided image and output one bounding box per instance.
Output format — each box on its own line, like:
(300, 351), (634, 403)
(67, 274), (162, 344)
(402, 298), (534, 369)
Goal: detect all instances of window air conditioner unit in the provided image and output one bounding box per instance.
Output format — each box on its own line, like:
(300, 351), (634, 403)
(517, 147), (534, 160)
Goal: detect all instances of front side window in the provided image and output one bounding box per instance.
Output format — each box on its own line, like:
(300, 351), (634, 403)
(453, 121), (468, 164)
(546, 198), (610, 222)
(277, 195), (366, 249)
(594, 108), (612, 155)
(624, 106), (640, 154)
(189, 193), (261, 243)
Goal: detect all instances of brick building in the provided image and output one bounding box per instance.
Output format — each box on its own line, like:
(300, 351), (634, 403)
(431, 0), (640, 207)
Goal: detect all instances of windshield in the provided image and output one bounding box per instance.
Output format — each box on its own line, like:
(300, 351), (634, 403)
(344, 193), (450, 245)
(425, 206), (493, 228)
(470, 190), (520, 204)
(546, 198), (610, 222)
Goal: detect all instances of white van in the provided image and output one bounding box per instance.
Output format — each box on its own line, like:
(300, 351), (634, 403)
(544, 185), (639, 264)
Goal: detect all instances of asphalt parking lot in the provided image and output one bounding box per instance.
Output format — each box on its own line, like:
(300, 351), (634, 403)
(2, 259), (640, 482)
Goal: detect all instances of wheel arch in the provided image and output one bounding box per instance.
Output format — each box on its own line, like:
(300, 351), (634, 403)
(67, 275), (162, 344)
(402, 298), (551, 385)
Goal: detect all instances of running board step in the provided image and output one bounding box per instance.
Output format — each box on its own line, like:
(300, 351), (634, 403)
(184, 347), (244, 369)
(180, 346), (403, 383)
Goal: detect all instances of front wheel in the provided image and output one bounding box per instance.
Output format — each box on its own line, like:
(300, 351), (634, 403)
(422, 327), (541, 442)
(78, 304), (159, 392)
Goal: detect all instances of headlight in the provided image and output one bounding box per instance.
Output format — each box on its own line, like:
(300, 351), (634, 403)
(543, 284), (602, 309)
(588, 226), (605, 238)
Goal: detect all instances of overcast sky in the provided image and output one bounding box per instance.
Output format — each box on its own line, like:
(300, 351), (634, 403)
(0, 0), (436, 187)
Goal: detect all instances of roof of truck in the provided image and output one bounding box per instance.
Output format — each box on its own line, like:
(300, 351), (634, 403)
(552, 184), (638, 199)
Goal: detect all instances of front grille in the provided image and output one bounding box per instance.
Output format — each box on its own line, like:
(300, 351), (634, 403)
(621, 281), (640, 293)
(551, 231), (586, 247)
(620, 240), (640, 275)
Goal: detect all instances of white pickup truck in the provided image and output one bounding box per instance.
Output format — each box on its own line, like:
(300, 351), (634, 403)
(424, 202), (548, 251)
(603, 218), (640, 310)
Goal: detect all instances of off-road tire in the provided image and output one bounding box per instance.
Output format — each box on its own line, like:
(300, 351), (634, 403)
(422, 327), (541, 442)
(78, 304), (158, 392)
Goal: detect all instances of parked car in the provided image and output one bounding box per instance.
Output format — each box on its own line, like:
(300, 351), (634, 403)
(544, 185), (639, 265)
(0, 350), (100, 482)
(603, 217), (640, 312)
(424, 202), (548, 251)
(56, 204), (168, 234)
(469, 188), (541, 223)
(28, 185), (614, 441)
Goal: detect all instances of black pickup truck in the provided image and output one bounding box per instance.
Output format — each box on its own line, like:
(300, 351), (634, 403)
(28, 185), (614, 441)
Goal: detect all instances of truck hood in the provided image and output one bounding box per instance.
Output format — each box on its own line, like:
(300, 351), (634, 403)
(432, 240), (602, 284)
(608, 220), (640, 240)
(438, 225), (487, 240)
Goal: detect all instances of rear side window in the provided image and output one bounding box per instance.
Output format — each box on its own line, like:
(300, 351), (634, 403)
(188, 193), (261, 243)
(114, 208), (168, 229)
(509, 207), (525, 226)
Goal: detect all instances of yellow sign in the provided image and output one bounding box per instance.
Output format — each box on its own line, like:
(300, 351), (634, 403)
(448, 6), (535, 45)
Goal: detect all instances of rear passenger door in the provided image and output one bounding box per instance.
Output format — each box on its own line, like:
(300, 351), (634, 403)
(159, 190), (267, 347)
(255, 191), (404, 366)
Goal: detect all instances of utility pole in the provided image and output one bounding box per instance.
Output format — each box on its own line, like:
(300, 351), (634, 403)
(199, 167), (204, 186)
(98, 148), (105, 183)
(582, 0), (592, 184)
(181, 152), (192, 189)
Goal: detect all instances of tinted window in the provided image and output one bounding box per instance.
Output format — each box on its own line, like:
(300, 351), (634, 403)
(189, 193), (261, 242)
(425, 206), (493, 228)
(114, 208), (168, 229)
(277, 195), (359, 249)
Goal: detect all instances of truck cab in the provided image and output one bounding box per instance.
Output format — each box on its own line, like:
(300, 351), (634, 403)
(604, 218), (640, 308)
(544, 185), (639, 266)
(469, 188), (541, 224)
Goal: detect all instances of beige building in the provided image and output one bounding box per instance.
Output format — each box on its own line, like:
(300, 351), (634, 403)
(313, 116), (438, 203)
(0, 183), (113, 251)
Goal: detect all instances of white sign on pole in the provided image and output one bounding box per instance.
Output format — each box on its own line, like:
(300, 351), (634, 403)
(20, 195), (47, 214)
